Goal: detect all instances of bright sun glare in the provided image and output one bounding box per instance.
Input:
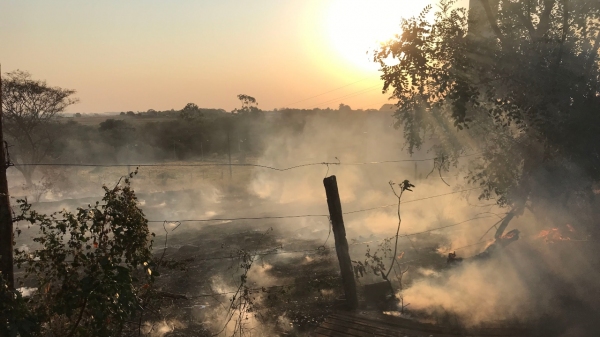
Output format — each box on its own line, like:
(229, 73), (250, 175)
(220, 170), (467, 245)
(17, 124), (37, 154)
(325, 0), (427, 71)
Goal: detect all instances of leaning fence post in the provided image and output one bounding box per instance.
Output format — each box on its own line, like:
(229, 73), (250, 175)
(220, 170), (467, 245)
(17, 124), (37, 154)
(323, 175), (358, 309)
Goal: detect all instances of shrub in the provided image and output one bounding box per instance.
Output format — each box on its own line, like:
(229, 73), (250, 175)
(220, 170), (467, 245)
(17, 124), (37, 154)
(5, 171), (156, 336)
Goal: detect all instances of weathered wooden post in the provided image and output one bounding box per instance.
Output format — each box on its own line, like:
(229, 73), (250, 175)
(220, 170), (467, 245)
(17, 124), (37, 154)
(0, 65), (15, 289)
(323, 175), (358, 309)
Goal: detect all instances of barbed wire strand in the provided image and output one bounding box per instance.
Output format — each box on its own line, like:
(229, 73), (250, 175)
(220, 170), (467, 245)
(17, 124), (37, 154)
(342, 187), (482, 215)
(12, 152), (482, 171)
(172, 248), (327, 262)
(346, 214), (497, 246)
(148, 186), (484, 224)
(155, 213), (499, 262)
(148, 214), (327, 224)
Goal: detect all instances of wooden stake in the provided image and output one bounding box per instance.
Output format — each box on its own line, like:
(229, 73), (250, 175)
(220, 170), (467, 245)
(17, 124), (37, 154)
(0, 64), (14, 288)
(227, 127), (232, 180)
(323, 175), (358, 309)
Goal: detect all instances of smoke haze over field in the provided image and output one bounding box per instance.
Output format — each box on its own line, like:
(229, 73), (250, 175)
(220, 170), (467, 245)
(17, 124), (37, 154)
(215, 112), (591, 334)
(245, 112), (600, 335)
(8, 110), (600, 336)
(4, 0), (600, 335)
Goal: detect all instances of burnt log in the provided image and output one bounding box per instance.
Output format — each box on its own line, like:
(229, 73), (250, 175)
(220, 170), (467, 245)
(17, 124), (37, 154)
(475, 229), (520, 260)
(446, 229), (521, 266)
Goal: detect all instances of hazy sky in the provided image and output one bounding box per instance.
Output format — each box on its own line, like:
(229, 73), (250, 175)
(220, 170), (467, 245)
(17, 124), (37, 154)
(1, 0), (468, 113)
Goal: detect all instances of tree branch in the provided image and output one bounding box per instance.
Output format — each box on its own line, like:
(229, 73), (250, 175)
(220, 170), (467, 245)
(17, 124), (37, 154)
(67, 296), (88, 337)
(554, 0), (570, 73)
(478, 0), (508, 46)
(536, 0), (558, 38)
(494, 208), (516, 239)
(516, 7), (536, 38)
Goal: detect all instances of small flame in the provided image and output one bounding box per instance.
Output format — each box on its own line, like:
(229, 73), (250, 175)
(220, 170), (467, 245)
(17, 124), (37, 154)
(537, 226), (574, 243)
(501, 231), (518, 240)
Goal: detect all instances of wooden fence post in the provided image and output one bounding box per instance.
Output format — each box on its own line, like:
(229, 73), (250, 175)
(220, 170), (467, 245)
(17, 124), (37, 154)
(0, 65), (14, 289)
(323, 175), (358, 309)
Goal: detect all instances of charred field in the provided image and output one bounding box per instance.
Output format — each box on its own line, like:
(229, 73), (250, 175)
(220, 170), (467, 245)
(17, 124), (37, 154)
(8, 111), (600, 337)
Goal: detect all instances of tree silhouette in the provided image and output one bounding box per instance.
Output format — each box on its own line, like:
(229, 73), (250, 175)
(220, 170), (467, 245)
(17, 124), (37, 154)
(1, 70), (78, 186)
(374, 0), (600, 237)
(234, 94), (261, 115)
(179, 103), (202, 121)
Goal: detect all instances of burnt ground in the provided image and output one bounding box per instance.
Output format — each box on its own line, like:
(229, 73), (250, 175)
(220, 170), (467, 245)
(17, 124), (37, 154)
(136, 212), (460, 336)
(12, 186), (347, 336)
(18, 185), (599, 336)
(144, 225), (345, 336)
(13, 187), (459, 336)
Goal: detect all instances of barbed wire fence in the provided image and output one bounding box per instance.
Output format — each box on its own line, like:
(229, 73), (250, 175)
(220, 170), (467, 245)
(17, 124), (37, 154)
(13, 152), (482, 170)
(11, 152), (501, 305)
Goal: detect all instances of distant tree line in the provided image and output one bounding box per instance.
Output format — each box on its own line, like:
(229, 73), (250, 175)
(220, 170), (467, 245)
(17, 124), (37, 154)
(57, 105), (382, 164)
(58, 105), (267, 164)
(1, 72), (383, 186)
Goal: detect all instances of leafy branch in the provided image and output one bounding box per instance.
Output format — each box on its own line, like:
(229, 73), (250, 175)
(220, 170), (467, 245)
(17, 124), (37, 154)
(5, 170), (157, 337)
(352, 180), (414, 302)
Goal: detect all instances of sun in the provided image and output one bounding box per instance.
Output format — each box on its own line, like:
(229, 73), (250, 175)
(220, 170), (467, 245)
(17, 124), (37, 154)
(324, 0), (427, 72)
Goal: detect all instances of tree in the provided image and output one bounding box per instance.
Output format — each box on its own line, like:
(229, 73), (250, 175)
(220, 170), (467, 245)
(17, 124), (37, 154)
(338, 103), (352, 111)
(179, 103), (203, 121)
(1, 70), (78, 186)
(231, 95), (265, 158)
(234, 94), (261, 115)
(374, 0), (600, 238)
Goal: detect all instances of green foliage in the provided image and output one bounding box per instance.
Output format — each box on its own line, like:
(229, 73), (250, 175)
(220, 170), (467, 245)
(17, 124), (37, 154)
(352, 239), (396, 280)
(353, 180), (413, 291)
(375, 0), (600, 217)
(0, 272), (40, 337)
(7, 171), (155, 336)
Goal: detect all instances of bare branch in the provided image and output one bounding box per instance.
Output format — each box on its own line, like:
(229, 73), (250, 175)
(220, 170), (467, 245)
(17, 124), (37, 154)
(67, 296), (88, 337)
